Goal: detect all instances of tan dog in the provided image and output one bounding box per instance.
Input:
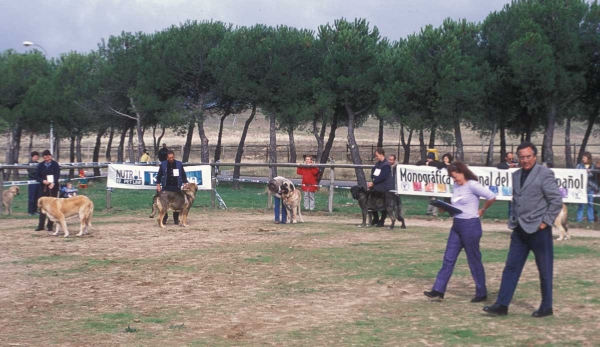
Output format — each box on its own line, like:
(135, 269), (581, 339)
(156, 183), (198, 228)
(280, 181), (303, 224)
(37, 196), (94, 237)
(2, 186), (20, 215)
(554, 204), (569, 241)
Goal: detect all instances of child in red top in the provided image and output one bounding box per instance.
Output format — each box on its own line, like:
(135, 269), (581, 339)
(297, 155), (320, 210)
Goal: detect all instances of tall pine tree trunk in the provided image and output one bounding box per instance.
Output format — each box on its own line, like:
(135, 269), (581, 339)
(453, 117), (464, 162)
(541, 102), (557, 165)
(312, 111), (326, 163)
(287, 128), (296, 164)
(197, 113), (210, 163)
(127, 126), (135, 162)
(428, 122), (436, 148)
(377, 117), (384, 148)
(182, 114), (196, 162)
(345, 104), (366, 187)
(232, 104), (256, 190)
(269, 112), (277, 178)
(565, 116), (573, 168)
(400, 123), (413, 164)
(76, 134), (83, 163)
(69, 135), (76, 179)
(106, 126), (115, 162)
(321, 112), (338, 165)
(214, 111), (231, 163)
(486, 123), (497, 166)
(117, 126), (127, 163)
(499, 121), (507, 162)
(419, 128), (426, 160)
(93, 127), (106, 176)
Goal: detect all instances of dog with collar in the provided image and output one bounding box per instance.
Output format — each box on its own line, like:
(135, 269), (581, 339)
(350, 185), (406, 229)
(280, 181), (304, 224)
(156, 183), (198, 228)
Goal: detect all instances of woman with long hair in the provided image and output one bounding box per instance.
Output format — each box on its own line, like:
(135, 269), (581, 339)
(424, 161), (497, 302)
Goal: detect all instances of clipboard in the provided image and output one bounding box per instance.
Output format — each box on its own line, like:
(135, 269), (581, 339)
(428, 199), (463, 216)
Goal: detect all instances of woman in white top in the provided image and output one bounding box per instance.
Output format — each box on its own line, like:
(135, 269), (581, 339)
(424, 161), (497, 302)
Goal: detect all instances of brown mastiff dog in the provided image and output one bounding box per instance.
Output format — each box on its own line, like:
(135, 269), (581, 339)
(280, 181), (303, 224)
(37, 195), (94, 237)
(2, 186), (20, 215)
(156, 183), (198, 228)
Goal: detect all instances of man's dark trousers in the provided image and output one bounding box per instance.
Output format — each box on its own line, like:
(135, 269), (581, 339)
(28, 184), (40, 214)
(496, 225), (553, 310)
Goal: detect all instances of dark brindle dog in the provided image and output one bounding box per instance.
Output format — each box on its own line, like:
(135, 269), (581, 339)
(155, 183), (198, 228)
(350, 185), (406, 229)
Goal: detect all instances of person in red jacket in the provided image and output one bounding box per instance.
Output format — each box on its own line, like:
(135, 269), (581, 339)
(297, 155), (320, 211)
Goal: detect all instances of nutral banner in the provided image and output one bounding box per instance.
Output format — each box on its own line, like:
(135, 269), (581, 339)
(395, 165), (588, 204)
(107, 164), (212, 190)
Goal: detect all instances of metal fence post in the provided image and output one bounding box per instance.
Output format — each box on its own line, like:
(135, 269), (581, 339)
(328, 161), (335, 213)
(106, 187), (112, 210)
(211, 176), (216, 209)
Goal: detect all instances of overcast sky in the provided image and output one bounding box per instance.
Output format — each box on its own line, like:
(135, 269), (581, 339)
(2, 0), (512, 57)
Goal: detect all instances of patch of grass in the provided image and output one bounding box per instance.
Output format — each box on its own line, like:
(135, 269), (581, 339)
(84, 311), (136, 333)
(166, 265), (198, 272)
(15, 254), (79, 265)
(244, 255), (274, 264)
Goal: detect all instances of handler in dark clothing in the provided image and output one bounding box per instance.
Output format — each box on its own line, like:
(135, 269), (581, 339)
(158, 143), (169, 162)
(156, 150), (188, 225)
(27, 151), (41, 215)
(35, 150), (61, 231)
(367, 147), (395, 227)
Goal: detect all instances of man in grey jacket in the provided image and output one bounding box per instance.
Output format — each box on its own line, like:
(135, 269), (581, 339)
(484, 141), (563, 318)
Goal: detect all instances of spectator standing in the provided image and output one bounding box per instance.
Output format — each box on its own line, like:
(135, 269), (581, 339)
(367, 147), (395, 227)
(416, 152), (445, 216)
(267, 176), (290, 224)
(297, 155), (320, 211)
(484, 141), (563, 318)
(575, 152), (597, 223)
(424, 162), (496, 302)
(158, 143), (169, 162)
(27, 151), (41, 216)
(35, 150), (61, 231)
(140, 149), (150, 163)
(156, 151), (188, 225)
(497, 152), (519, 170)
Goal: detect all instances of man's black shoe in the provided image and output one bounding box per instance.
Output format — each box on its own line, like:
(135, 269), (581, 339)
(46, 228), (53, 232)
(375, 222), (385, 228)
(471, 296), (487, 303)
(532, 308), (553, 318)
(483, 303), (508, 316)
(34, 227), (44, 231)
(423, 290), (444, 299)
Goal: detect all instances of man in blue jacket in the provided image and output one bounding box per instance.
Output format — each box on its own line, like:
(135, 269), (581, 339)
(367, 147), (395, 227)
(155, 151), (188, 225)
(35, 150), (61, 231)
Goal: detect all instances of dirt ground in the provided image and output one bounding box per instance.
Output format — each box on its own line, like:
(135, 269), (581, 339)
(1, 212), (599, 346)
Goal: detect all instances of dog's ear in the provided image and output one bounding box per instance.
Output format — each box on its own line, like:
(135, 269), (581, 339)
(289, 183), (295, 191)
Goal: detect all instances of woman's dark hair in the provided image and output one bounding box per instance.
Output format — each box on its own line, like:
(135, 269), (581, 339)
(582, 151), (592, 163)
(442, 153), (453, 163)
(447, 161), (479, 181)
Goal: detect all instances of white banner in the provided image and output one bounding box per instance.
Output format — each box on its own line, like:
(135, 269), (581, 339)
(107, 164), (212, 190)
(395, 165), (588, 204)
